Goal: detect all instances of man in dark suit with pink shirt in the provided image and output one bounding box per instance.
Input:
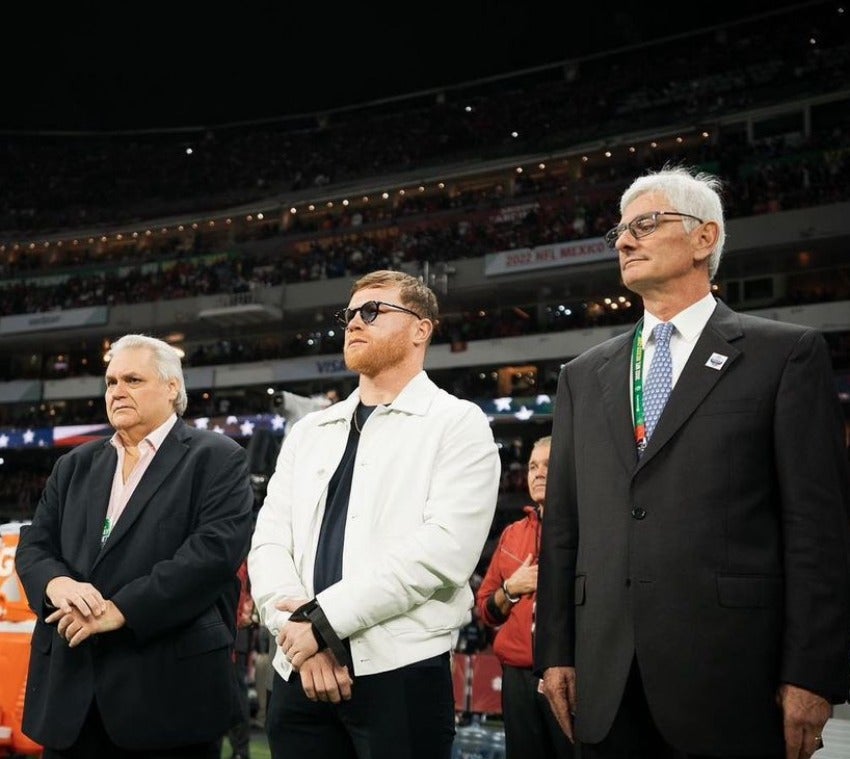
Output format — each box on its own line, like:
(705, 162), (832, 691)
(16, 333), (255, 758)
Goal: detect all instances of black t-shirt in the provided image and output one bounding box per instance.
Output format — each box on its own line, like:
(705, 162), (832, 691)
(313, 403), (375, 594)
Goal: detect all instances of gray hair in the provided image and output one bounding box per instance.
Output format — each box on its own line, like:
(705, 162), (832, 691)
(532, 435), (552, 451)
(619, 163), (726, 279)
(107, 334), (187, 415)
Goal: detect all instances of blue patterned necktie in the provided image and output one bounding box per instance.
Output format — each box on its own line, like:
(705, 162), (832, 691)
(644, 322), (675, 442)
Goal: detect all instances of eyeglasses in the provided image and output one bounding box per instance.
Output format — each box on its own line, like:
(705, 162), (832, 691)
(334, 300), (422, 327)
(604, 211), (704, 249)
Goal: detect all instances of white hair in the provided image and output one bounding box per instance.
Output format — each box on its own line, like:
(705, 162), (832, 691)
(619, 163), (726, 279)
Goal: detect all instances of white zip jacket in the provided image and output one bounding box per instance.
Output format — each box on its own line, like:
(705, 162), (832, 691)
(248, 371), (501, 678)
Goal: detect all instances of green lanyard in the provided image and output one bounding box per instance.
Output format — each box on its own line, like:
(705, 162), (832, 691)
(631, 320), (647, 452)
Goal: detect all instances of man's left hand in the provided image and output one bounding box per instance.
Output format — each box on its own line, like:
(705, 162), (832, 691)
(778, 683), (830, 758)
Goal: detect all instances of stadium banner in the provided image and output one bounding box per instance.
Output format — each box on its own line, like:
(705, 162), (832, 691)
(0, 306), (108, 335)
(484, 238), (613, 276)
(43, 376), (103, 401)
(0, 380), (41, 403)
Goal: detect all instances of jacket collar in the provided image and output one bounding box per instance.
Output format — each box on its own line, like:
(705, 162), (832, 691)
(318, 370), (437, 426)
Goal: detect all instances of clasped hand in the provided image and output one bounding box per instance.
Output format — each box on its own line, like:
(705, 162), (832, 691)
(44, 577), (124, 647)
(275, 597), (352, 703)
(46, 576), (106, 618)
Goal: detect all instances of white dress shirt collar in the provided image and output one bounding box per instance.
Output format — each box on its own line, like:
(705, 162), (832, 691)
(642, 292), (717, 346)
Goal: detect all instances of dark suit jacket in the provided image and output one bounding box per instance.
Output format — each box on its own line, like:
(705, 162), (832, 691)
(15, 418), (255, 751)
(535, 300), (850, 755)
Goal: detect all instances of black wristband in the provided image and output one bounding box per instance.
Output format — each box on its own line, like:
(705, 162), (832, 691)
(288, 599), (318, 623)
(289, 599), (350, 669)
(288, 600), (327, 650)
(486, 592), (509, 623)
(310, 624), (328, 651)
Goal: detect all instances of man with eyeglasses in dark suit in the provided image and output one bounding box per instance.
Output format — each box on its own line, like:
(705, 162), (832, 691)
(535, 164), (850, 759)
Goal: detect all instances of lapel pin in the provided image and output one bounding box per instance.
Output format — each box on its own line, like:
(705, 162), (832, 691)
(705, 352), (728, 370)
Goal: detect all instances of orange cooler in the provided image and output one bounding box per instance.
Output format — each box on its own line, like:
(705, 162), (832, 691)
(0, 522), (42, 756)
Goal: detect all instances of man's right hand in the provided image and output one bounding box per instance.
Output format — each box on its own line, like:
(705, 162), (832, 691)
(298, 650), (353, 704)
(541, 665), (577, 742)
(45, 577), (106, 618)
(508, 553), (539, 595)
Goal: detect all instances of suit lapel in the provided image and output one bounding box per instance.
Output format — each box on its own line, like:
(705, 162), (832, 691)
(95, 421), (190, 564)
(636, 301), (743, 469)
(597, 328), (639, 473)
(86, 441), (119, 565)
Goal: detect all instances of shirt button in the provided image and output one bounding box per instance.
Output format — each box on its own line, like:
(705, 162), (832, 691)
(631, 506), (647, 520)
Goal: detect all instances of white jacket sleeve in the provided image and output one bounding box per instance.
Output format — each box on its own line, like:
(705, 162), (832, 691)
(247, 421), (310, 638)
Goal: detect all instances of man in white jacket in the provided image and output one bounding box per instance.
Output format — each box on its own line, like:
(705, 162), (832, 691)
(248, 269), (501, 759)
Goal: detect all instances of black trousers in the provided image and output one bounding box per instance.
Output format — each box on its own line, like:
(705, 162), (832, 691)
(501, 664), (576, 759)
(579, 659), (783, 759)
(266, 652), (455, 759)
(41, 700), (220, 759)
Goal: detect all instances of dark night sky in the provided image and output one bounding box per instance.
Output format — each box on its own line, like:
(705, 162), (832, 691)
(2, 0), (818, 131)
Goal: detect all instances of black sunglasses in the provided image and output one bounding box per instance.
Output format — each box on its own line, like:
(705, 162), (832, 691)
(334, 300), (422, 327)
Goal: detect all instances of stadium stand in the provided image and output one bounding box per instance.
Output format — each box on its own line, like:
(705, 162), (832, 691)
(1, 0), (848, 541)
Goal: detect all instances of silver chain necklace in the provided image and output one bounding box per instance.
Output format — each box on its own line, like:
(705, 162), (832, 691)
(353, 404), (376, 434)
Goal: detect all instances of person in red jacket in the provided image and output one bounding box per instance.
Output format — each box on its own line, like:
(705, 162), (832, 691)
(476, 435), (575, 759)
